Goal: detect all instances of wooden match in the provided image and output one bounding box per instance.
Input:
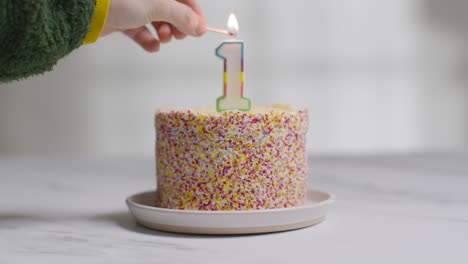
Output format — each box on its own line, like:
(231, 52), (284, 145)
(207, 27), (234, 36)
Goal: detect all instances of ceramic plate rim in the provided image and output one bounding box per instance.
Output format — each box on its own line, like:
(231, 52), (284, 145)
(126, 189), (335, 215)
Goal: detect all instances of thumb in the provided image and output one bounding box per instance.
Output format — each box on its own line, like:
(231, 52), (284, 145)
(149, 0), (205, 36)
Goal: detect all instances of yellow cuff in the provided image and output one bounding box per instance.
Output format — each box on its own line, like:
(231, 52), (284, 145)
(83, 0), (111, 44)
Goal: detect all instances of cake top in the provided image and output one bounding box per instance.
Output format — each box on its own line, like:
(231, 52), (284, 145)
(157, 104), (301, 115)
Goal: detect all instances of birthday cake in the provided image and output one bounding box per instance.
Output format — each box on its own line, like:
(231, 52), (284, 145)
(155, 104), (309, 210)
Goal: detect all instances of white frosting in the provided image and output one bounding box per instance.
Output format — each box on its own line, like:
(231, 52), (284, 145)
(189, 104), (299, 114)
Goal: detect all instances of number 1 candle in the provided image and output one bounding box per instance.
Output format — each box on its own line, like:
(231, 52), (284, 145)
(216, 14), (251, 112)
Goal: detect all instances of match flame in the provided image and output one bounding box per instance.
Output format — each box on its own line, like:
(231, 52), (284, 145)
(227, 14), (239, 35)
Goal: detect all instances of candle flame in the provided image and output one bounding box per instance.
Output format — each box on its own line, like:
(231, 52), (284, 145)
(227, 14), (239, 35)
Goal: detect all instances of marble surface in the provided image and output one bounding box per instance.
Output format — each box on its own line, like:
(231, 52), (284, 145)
(1, 153), (467, 263)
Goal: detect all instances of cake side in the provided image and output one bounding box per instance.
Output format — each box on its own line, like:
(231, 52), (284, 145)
(155, 105), (309, 210)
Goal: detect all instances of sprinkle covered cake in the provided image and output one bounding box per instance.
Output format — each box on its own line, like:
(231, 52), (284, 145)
(155, 104), (309, 210)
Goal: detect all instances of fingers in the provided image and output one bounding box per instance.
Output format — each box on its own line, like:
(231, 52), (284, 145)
(124, 26), (160, 53)
(150, 0), (205, 36)
(172, 26), (186, 40)
(153, 22), (173, 43)
(152, 22), (185, 43)
(177, 0), (207, 31)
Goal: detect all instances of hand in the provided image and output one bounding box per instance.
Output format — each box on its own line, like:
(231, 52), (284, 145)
(102, 0), (207, 52)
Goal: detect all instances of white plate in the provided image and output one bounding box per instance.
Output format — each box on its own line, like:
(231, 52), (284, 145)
(126, 189), (334, 235)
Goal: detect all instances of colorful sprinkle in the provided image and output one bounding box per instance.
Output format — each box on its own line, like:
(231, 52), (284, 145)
(155, 105), (309, 210)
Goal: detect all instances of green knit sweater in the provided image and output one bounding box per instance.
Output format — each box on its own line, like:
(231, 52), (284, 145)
(0, 0), (95, 83)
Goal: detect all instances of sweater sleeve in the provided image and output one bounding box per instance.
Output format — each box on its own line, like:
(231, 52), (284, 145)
(0, 0), (96, 83)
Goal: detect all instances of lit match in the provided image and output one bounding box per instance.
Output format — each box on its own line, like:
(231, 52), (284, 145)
(207, 27), (235, 36)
